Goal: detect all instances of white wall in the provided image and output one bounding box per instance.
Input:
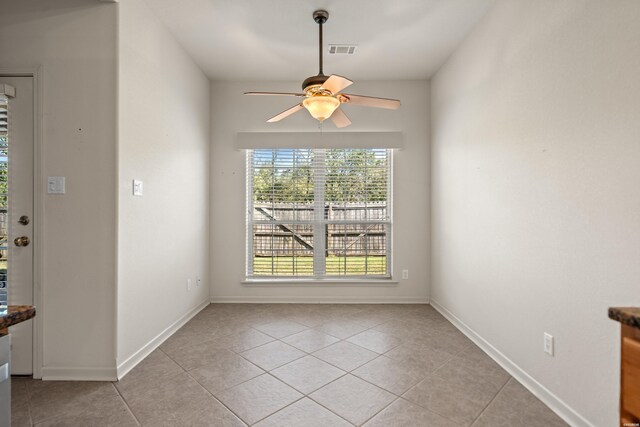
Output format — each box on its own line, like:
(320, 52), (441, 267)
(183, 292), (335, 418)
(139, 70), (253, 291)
(210, 80), (429, 303)
(430, 1), (640, 426)
(0, 0), (118, 379)
(117, 0), (211, 374)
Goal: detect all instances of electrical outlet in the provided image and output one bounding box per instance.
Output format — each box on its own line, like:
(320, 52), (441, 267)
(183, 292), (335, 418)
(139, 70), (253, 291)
(196, 276), (201, 287)
(402, 269), (409, 280)
(187, 279), (192, 291)
(544, 332), (554, 356)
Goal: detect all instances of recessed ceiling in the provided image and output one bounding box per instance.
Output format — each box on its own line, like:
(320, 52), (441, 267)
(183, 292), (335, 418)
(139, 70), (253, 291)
(144, 0), (495, 81)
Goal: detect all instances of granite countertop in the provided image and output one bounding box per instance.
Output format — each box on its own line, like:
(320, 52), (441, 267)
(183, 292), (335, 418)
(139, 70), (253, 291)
(609, 307), (640, 329)
(0, 305), (36, 333)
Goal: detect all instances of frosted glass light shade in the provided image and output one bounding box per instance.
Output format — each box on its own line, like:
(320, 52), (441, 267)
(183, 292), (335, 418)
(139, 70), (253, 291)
(303, 95), (340, 122)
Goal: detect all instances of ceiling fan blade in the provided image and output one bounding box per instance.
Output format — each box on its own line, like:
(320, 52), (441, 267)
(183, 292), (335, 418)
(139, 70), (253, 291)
(330, 107), (351, 128)
(341, 94), (401, 110)
(320, 75), (353, 94)
(245, 92), (306, 97)
(267, 104), (304, 123)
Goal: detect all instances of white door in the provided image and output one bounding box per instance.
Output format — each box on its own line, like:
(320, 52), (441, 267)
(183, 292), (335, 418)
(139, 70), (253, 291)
(0, 76), (34, 375)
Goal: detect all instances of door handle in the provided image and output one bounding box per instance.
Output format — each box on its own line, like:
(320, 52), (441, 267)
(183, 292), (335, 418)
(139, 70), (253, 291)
(14, 236), (30, 247)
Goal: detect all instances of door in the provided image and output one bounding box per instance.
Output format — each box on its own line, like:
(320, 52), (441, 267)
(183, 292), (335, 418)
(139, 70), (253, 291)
(0, 76), (34, 375)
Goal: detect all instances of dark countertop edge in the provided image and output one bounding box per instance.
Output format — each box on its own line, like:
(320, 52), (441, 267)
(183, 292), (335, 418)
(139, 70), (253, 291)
(0, 305), (36, 331)
(609, 307), (640, 329)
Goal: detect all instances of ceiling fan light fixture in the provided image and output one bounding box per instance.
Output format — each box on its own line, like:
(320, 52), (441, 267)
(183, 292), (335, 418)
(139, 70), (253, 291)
(302, 95), (340, 122)
(244, 9), (400, 127)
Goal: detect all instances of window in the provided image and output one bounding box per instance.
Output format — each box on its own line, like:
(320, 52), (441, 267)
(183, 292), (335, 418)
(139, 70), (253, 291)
(247, 148), (392, 279)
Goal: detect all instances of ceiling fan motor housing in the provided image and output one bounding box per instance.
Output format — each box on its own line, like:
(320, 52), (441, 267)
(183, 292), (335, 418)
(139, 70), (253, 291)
(302, 75), (328, 91)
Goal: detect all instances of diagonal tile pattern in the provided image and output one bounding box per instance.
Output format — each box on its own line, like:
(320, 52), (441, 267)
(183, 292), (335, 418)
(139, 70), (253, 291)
(240, 340), (306, 371)
(11, 303), (568, 426)
(281, 329), (340, 353)
(270, 355), (345, 394)
(254, 397), (352, 427)
(309, 374), (395, 425)
(312, 340), (379, 371)
(215, 374), (303, 425)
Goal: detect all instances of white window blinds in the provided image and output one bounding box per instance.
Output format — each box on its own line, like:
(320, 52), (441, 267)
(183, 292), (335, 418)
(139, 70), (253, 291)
(247, 148), (392, 278)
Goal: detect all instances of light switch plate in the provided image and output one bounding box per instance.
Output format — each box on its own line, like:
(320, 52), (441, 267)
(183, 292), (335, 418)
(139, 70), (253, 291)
(47, 176), (65, 194)
(133, 180), (143, 196)
(544, 332), (554, 356)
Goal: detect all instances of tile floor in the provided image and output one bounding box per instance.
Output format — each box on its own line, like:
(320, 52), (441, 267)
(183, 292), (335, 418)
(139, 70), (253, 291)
(11, 303), (568, 426)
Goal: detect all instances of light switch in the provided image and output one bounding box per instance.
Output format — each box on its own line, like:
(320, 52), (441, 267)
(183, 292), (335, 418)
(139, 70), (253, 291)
(133, 180), (143, 196)
(47, 176), (65, 194)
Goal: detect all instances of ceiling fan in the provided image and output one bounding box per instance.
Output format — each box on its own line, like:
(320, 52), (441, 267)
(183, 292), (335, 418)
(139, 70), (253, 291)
(245, 10), (401, 128)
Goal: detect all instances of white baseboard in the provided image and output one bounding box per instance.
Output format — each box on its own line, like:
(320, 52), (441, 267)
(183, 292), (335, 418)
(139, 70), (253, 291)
(430, 300), (594, 427)
(116, 299), (209, 380)
(41, 366), (118, 381)
(211, 296), (429, 304)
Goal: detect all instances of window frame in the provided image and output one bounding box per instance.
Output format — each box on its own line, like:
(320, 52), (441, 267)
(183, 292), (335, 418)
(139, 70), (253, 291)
(246, 148), (393, 281)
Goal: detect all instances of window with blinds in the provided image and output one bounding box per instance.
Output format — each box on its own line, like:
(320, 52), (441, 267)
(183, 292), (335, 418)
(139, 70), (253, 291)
(247, 148), (391, 279)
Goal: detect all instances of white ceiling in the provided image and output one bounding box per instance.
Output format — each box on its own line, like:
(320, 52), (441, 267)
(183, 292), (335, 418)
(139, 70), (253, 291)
(144, 0), (494, 81)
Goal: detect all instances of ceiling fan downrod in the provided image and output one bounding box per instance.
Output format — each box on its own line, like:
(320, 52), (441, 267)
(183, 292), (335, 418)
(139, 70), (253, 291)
(302, 10), (330, 90)
(314, 10), (328, 76)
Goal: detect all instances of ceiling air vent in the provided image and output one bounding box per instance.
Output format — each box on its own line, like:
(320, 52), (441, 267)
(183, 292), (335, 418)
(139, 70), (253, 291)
(328, 44), (357, 55)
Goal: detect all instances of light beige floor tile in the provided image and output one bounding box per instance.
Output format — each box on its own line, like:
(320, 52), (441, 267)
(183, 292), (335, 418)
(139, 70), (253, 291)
(454, 343), (506, 374)
(363, 398), (456, 427)
(281, 329), (340, 353)
(347, 329), (402, 354)
(158, 328), (217, 358)
(11, 379), (32, 427)
(28, 381), (119, 424)
(217, 328), (275, 353)
(124, 372), (244, 426)
(115, 350), (184, 399)
(11, 378), (31, 426)
(412, 329), (473, 356)
(403, 374), (491, 425)
(189, 352), (265, 395)
(11, 404), (32, 427)
(384, 343), (453, 373)
(168, 344), (237, 371)
(425, 320), (461, 336)
(271, 355), (346, 394)
(313, 341), (379, 371)
(284, 310), (331, 328)
(432, 358), (510, 401)
(16, 304), (565, 427)
(309, 374), (395, 426)
(254, 398), (352, 427)
(317, 320), (371, 339)
(240, 341), (306, 371)
(344, 313), (391, 328)
(352, 355), (428, 395)
(11, 377), (30, 401)
(216, 374), (303, 425)
(373, 320), (428, 340)
(34, 394), (138, 427)
(472, 378), (568, 427)
(253, 320), (308, 339)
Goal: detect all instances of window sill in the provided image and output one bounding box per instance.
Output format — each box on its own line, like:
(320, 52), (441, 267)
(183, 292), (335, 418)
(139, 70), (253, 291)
(242, 278), (399, 287)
